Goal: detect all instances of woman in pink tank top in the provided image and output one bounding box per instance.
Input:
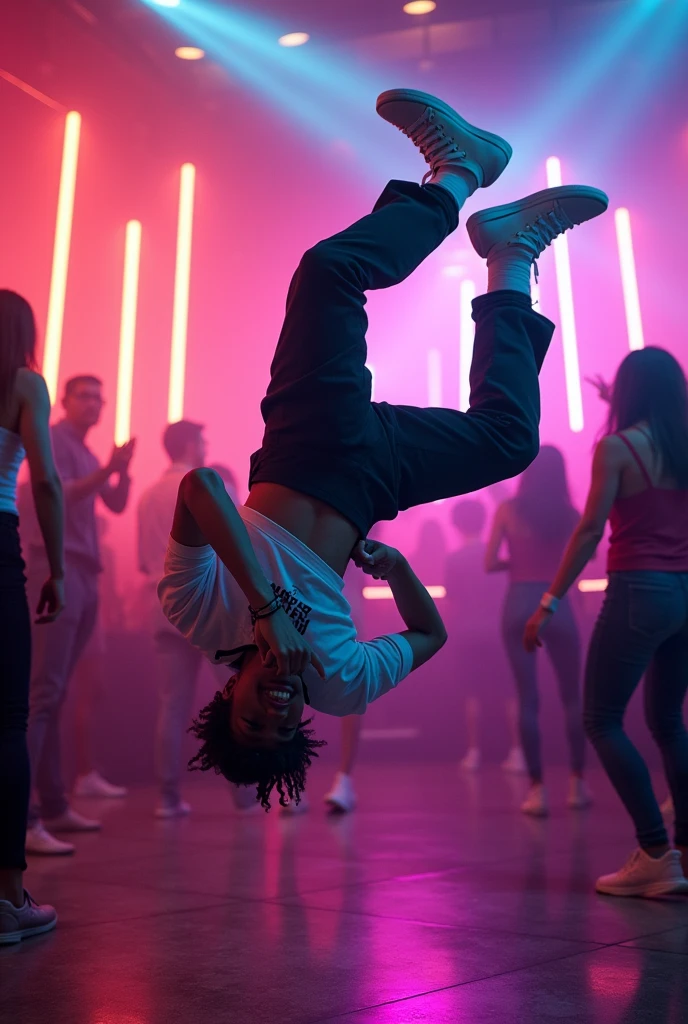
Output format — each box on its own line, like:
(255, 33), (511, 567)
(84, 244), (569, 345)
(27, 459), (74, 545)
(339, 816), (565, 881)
(524, 348), (688, 898)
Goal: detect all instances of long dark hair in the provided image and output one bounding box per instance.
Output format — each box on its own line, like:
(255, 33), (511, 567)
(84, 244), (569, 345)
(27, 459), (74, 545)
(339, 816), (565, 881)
(513, 445), (578, 543)
(0, 290), (37, 407)
(607, 347), (688, 487)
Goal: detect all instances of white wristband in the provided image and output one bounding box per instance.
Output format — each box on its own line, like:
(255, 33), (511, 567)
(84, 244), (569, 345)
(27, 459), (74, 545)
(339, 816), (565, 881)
(540, 592), (559, 613)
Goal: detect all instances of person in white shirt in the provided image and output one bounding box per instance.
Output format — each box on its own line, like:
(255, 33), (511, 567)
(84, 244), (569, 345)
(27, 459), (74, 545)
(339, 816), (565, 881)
(158, 88), (607, 811)
(139, 425), (258, 818)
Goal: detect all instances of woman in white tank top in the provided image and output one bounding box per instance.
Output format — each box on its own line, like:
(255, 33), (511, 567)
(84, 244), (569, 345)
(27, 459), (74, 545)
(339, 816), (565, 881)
(0, 290), (64, 945)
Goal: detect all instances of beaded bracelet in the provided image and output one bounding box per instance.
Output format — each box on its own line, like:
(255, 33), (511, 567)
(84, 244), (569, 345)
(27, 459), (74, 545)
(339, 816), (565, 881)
(249, 595), (282, 626)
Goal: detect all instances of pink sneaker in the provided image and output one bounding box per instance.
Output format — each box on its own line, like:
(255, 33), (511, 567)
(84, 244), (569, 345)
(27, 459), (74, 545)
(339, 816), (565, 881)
(596, 848), (688, 898)
(0, 891), (57, 945)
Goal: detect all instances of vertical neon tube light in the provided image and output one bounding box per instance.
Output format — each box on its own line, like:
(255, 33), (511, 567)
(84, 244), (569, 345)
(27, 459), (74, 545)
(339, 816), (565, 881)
(114, 221), (142, 446)
(615, 208), (644, 351)
(459, 280), (476, 412)
(427, 348), (442, 407)
(43, 111), (82, 404)
(168, 163), (196, 422)
(546, 157), (584, 433)
(366, 364), (375, 401)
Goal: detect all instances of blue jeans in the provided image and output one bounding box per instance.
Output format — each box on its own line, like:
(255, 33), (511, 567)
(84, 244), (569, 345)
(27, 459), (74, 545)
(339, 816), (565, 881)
(502, 582), (584, 781)
(584, 571), (688, 848)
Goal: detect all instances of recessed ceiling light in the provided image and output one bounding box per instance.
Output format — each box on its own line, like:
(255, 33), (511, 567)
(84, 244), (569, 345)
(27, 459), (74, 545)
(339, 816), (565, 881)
(278, 32), (310, 47)
(403, 1), (437, 14)
(175, 46), (205, 60)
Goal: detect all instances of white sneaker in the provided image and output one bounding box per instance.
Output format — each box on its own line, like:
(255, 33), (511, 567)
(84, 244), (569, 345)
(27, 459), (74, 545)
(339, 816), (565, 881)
(0, 891), (57, 945)
(155, 799), (191, 819)
(467, 186), (609, 261)
(661, 795), (675, 817)
(460, 748), (481, 772)
(521, 784), (549, 818)
(501, 747), (528, 775)
(596, 848), (688, 898)
(231, 786), (262, 815)
(279, 793), (310, 815)
(568, 777), (593, 810)
(25, 824), (75, 856)
(74, 771), (128, 799)
(324, 772), (357, 814)
(43, 808), (101, 833)
(376, 88), (512, 188)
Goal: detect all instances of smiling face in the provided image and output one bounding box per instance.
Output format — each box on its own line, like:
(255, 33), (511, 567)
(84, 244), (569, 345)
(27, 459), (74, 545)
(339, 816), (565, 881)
(226, 651), (305, 748)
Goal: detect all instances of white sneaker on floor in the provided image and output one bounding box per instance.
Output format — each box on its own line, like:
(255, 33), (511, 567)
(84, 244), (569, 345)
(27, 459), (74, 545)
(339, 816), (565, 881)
(460, 748), (481, 772)
(501, 747), (528, 775)
(231, 786), (262, 815)
(521, 784), (549, 818)
(568, 777), (593, 810)
(155, 799), (191, 820)
(324, 772), (357, 814)
(25, 824), (75, 856)
(466, 186), (609, 262)
(43, 808), (101, 833)
(279, 793), (310, 815)
(0, 891), (57, 945)
(596, 848), (688, 898)
(74, 771), (128, 799)
(376, 88), (512, 188)
(661, 795), (675, 817)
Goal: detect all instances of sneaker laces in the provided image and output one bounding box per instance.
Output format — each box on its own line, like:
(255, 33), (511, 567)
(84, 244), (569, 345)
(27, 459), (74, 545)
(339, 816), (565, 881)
(508, 204), (575, 281)
(402, 109), (467, 185)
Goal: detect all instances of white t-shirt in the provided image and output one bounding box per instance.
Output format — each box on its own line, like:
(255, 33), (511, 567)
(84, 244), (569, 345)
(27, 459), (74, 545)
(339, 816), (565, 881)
(158, 506), (414, 716)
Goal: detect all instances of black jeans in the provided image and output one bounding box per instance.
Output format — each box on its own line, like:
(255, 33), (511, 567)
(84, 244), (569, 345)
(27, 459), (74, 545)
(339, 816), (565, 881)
(0, 513), (31, 871)
(584, 572), (688, 849)
(250, 180), (556, 535)
(502, 582), (584, 780)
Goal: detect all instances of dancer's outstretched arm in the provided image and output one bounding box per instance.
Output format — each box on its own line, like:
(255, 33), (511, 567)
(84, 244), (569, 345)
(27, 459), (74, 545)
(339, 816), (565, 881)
(352, 540), (447, 669)
(172, 468), (324, 678)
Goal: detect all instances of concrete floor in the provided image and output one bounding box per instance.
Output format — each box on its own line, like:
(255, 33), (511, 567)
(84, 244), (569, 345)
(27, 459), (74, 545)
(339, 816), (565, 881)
(2, 764), (687, 1023)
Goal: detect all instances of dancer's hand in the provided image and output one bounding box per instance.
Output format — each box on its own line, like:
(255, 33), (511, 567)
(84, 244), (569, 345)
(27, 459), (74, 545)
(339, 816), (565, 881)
(352, 539), (402, 580)
(523, 606), (553, 652)
(585, 374), (612, 404)
(35, 577), (65, 624)
(254, 609), (326, 679)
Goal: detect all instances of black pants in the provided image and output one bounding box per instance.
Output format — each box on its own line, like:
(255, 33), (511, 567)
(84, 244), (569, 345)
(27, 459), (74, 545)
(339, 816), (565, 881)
(584, 572), (688, 848)
(0, 513), (31, 871)
(250, 180), (556, 535)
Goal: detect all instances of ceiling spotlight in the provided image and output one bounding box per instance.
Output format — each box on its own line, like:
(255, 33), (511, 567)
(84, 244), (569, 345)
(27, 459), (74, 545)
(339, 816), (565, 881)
(175, 46), (205, 60)
(403, 1), (437, 14)
(278, 32), (310, 47)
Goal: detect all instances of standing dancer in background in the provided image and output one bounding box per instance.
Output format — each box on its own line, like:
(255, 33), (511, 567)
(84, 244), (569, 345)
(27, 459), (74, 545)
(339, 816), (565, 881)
(525, 349), (688, 897)
(0, 291), (62, 944)
(446, 499), (525, 773)
(138, 425), (257, 817)
(24, 375), (135, 855)
(158, 88), (608, 810)
(486, 446), (589, 816)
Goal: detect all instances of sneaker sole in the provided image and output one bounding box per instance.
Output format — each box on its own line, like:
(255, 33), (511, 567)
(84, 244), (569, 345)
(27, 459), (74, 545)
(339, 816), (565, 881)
(376, 88), (512, 187)
(466, 186), (609, 258)
(596, 878), (688, 898)
(325, 799), (356, 814)
(0, 917), (58, 945)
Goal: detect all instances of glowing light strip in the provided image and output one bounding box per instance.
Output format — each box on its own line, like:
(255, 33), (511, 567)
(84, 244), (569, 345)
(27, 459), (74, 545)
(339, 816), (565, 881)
(366, 363), (375, 401)
(459, 279), (476, 412)
(578, 578), (607, 593)
(168, 163), (196, 422)
(546, 157), (584, 433)
(43, 111), (81, 403)
(363, 585), (446, 600)
(615, 208), (644, 351)
(428, 348), (442, 407)
(114, 221), (142, 446)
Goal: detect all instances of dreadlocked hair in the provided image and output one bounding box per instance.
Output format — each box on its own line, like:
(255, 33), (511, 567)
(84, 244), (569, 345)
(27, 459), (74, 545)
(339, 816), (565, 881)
(188, 687), (326, 811)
